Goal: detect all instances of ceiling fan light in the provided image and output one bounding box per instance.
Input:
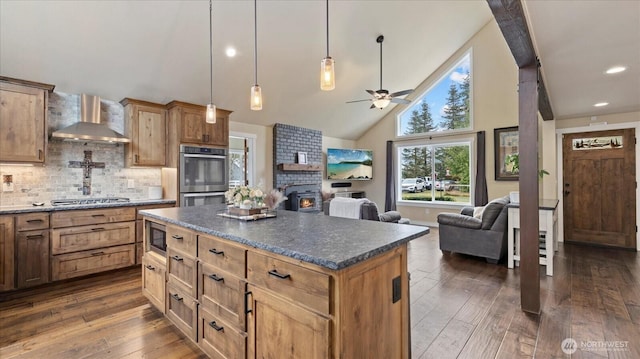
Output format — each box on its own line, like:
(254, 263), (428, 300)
(206, 104), (216, 124)
(251, 85), (263, 111)
(373, 98), (390, 109)
(320, 57), (335, 91)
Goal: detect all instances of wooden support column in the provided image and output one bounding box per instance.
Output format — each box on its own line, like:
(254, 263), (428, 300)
(518, 65), (540, 314)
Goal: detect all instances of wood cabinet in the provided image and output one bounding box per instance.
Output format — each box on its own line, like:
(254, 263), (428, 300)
(120, 98), (167, 167)
(141, 215), (411, 358)
(51, 207), (136, 280)
(15, 213), (50, 288)
(142, 253), (166, 313)
(0, 216), (15, 291)
(166, 100), (231, 148)
(0, 77), (54, 163)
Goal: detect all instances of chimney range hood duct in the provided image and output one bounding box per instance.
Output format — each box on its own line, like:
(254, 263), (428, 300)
(51, 94), (130, 143)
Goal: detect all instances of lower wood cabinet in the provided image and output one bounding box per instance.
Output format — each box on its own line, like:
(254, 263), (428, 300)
(16, 229), (49, 288)
(142, 253), (166, 313)
(166, 282), (198, 341)
(246, 285), (329, 359)
(167, 247), (197, 298)
(0, 216), (15, 291)
(51, 244), (135, 281)
(198, 262), (246, 329)
(198, 306), (247, 359)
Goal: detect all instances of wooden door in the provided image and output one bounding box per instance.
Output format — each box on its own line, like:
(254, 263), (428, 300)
(247, 285), (329, 359)
(562, 128), (636, 248)
(0, 83), (46, 163)
(0, 216), (15, 291)
(16, 229), (50, 288)
(180, 107), (205, 144)
(135, 105), (166, 166)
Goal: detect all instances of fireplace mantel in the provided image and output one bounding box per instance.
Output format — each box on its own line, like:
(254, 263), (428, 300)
(277, 163), (322, 171)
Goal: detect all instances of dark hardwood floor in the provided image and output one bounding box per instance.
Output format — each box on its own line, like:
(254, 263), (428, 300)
(1, 229), (638, 358)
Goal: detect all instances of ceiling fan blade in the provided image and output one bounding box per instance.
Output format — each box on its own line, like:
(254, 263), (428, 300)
(390, 89), (414, 97)
(390, 98), (411, 104)
(366, 89), (377, 96)
(346, 99), (372, 104)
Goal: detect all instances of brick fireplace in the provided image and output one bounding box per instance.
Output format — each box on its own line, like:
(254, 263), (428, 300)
(273, 123), (322, 211)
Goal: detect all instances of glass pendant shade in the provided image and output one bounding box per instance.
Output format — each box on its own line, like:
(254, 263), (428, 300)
(251, 85), (262, 111)
(373, 98), (391, 109)
(206, 103), (216, 124)
(320, 57), (335, 91)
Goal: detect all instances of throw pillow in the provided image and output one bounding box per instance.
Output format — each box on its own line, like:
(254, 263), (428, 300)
(473, 206), (485, 219)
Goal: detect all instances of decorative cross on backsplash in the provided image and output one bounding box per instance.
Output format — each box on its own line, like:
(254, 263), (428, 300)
(68, 150), (105, 195)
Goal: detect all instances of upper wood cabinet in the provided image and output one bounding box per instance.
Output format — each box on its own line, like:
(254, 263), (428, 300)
(166, 100), (231, 147)
(120, 98), (167, 167)
(0, 77), (54, 164)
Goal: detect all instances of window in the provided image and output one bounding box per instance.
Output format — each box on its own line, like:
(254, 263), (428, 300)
(229, 134), (256, 188)
(397, 141), (472, 205)
(397, 51), (471, 137)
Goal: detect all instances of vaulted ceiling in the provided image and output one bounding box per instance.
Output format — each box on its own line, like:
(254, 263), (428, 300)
(1, 1), (638, 140)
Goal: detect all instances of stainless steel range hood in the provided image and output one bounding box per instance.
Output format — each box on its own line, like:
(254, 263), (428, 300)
(51, 94), (130, 143)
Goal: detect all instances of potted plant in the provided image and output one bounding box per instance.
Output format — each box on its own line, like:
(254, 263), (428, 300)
(505, 153), (549, 203)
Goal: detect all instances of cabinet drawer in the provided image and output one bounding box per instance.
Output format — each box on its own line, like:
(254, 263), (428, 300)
(167, 283), (198, 341)
(247, 251), (330, 315)
(51, 244), (135, 281)
(166, 224), (196, 256)
(167, 247), (197, 298)
(51, 221), (135, 255)
(198, 262), (246, 329)
(142, 254), (166, 313)
(198, 234), (246, 278)
(15, 213), (49, 231)
(51, 207), (135, 228)
(198, 307), (246, 359)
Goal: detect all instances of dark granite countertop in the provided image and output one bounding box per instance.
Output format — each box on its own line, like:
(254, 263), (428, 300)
(140, 204), (430, 270)
(0, 199), (176, 215)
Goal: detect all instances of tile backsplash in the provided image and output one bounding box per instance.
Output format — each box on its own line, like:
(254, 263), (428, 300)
(0, 92), (162, 206)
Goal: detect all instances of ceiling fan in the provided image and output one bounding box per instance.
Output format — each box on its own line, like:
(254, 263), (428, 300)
(347, 35), (414, 110)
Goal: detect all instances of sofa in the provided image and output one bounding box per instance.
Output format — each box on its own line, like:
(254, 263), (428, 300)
(322, 197), (409, 223)
(436, 195), (510, 263)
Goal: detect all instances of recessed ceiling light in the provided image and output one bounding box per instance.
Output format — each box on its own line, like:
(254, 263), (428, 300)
(605, 66), (626, 74)
(225, 47), (236, 58)
(593, 102), (609, 107)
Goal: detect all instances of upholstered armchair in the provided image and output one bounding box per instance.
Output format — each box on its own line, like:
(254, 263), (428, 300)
(436, 195), (510, 263)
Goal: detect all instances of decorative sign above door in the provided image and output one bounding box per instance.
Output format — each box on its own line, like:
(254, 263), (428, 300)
(572, 136), (623, 150)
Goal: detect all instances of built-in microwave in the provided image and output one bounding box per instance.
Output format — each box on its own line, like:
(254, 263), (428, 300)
(147, 221), (167, 255)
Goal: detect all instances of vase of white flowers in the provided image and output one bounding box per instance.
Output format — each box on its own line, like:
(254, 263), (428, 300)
(225, 185), (265, 214)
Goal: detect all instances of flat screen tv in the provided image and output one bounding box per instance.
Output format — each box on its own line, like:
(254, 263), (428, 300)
(326, 148), (373, 180)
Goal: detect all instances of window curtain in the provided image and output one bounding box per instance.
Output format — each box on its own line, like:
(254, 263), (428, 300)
(474, 131), (488, 206)
(385, 140), (396, 211)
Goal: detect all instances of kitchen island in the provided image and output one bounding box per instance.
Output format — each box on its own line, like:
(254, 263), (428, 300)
(140, 204), (429, 359)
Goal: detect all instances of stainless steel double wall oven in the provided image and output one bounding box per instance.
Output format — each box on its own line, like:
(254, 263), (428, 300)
(179, 145), (228, 207)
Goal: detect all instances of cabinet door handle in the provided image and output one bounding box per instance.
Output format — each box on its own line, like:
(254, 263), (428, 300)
(171, 293), (183, 301)
(268, 269), (291, 280)
(26, 219), (44, 223)
(171, 234), (183, 240)
(208, 321), (224, 332)
(171, 255), (183, 262)
(91, 251), (105, 256)
(91, 227), (105, 231)
(208, 248), (224, 256)
(145, 264), (156, 271)
(92, 214), (106, 217)
(38, 149), (43, 160)
(26, 234), (44, 239)
(245, 291), (253, 314)
(208, 273), (224, 282)
(134, 154), (139, 163)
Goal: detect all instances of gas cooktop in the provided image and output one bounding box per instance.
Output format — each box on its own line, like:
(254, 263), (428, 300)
(51, 197), (130, 206)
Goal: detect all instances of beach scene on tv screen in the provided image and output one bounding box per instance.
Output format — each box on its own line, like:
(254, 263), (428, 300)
(327, 148), (373, 180)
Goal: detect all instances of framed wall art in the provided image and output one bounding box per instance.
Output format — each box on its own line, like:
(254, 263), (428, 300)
(494, 126), (519, 181)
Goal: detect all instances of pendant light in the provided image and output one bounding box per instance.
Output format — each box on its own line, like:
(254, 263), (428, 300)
(206, 0), (216, 123)
(320, 0), (335, 91)
(250, 0), (262, 110)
